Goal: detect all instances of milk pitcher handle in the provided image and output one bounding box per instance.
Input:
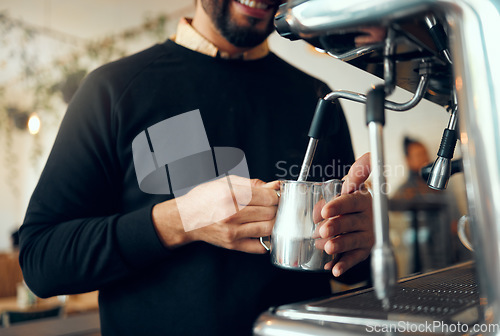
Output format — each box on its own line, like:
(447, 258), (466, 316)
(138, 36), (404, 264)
(260, 188), (280, 251)
(260, 236), (271, 251)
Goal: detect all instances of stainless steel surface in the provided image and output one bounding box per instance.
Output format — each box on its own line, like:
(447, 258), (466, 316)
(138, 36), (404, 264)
(323, 72), (429, 111)
(368, 31), (398, 305)
(297, 138), (318, 182)
(425, 15), (438, 29)
(303, 262), (478, 320)
(256, 0), (500, 334)
(269, 179), (342, 271)
(280, 0), (455, 108)
(326, 42), (385, 62)
(383, 28), (397, 95)
(447, 104), (458, 130)
(254, 262), (480, 335)
(369, 122), (397, 305)
(452, 4), (500, 332)
(427, 156), (453, 190)
(283, 0), (434, 37)
(254, 312), (363, 336)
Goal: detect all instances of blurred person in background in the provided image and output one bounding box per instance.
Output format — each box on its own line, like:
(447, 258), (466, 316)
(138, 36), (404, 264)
(392, 136), (467, 272)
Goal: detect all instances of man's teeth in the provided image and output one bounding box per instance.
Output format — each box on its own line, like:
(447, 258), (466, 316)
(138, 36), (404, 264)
(236, 0), (269, 10)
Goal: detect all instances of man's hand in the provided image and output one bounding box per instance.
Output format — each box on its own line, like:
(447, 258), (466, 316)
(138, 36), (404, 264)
(152, 176), (280, 254)
(354, 27), (387, 46)
(315, 153), (374, 277)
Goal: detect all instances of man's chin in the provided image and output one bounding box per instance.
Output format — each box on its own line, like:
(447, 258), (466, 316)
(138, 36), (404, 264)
(221, 27), (270, 48)
(221, 1), (276, 47)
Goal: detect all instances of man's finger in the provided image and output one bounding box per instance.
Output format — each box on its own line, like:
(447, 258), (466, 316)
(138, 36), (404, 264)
(232, 184), (279, 207)
(226, 175), (266, 187)
(321, 190), (371, 219)
(331, 249), (371, 277)
(323, 231), (373, 255)
(318, 212), (372, 239)
(230, 205), (277, 223)
(354, 27), (387, 46)
(341, 152), (371, 195)
(234, 220), (275, 240)
(263, 180), (281, 190)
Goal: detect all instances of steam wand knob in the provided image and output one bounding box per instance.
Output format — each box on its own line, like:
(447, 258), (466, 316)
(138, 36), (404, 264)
(427, 104), (458, 190)
(425, 15), (453, 64)
(421, 158), (462, 181)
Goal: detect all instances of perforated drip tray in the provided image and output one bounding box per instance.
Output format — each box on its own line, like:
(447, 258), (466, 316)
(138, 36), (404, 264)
(275, 261), (482, 330)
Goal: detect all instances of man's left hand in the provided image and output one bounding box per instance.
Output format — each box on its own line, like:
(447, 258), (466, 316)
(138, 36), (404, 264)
(314, 153), (374, 277)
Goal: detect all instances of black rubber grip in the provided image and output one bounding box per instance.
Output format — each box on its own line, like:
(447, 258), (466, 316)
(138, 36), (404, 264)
(437, 128), (457, 159)
(308, 98), (331, 139)
(429, 24), (448, 53)
(366, 85), (386, 126)
(274, 3), (300, 41)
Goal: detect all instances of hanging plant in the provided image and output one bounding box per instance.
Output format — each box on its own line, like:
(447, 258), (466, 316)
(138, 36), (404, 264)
(0, 11), (169, 192)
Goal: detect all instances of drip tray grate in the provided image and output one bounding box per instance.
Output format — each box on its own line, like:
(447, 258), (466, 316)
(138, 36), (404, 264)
(305, 263), (479, 319)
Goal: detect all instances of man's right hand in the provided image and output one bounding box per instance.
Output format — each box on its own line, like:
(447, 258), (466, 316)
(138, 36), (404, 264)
(152, 176), (280, 254)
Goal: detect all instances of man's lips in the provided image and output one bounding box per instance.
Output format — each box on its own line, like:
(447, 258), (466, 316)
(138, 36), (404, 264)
(233, 0), (275, 19)
(235, 0), (272, 10)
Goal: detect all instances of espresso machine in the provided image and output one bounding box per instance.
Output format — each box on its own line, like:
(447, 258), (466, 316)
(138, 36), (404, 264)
(254, 0), (500, 334)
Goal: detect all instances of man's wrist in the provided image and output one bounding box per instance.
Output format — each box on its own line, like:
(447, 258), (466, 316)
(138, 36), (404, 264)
(152, 199), (192, 249)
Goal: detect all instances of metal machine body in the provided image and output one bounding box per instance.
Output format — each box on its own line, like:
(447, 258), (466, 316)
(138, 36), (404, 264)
(254, 262), (480, 335)
(254, 0), (500, 334)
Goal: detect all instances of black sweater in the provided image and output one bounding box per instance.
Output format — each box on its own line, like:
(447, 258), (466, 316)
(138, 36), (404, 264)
(19, 40), (367, 335)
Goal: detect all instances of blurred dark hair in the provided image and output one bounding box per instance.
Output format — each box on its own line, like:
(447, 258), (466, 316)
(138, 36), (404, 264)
(403, 136), (423, 157)
(11, 230), (19, 248)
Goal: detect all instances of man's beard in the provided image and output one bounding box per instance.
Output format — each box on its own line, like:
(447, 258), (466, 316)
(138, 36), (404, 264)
(201, 0), (277, 48)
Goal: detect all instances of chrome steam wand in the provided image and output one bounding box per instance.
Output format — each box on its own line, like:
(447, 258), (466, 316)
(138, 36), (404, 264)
(297, 99), (331, 181)
(366, 85), (397, 308)
(369, 28), (398, 308)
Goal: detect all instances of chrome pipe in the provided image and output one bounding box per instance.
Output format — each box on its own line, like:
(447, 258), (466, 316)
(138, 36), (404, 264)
(326, 43), (385, 62)
(383, 28), (397, 95)
(369, 121), (397, 307)
(365, 83), (397, 307)
(323, 73), (429, 111)
(297, 138), (318, 181)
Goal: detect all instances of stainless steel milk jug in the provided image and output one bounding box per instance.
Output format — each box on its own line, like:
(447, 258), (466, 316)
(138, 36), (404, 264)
(261, 179), (342, 271)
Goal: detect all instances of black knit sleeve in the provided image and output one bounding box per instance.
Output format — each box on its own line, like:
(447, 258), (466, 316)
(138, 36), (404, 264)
(19, 68), (169, 298)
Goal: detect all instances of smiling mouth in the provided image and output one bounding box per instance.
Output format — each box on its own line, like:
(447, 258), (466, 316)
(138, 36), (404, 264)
(234, 0), (272, 10)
